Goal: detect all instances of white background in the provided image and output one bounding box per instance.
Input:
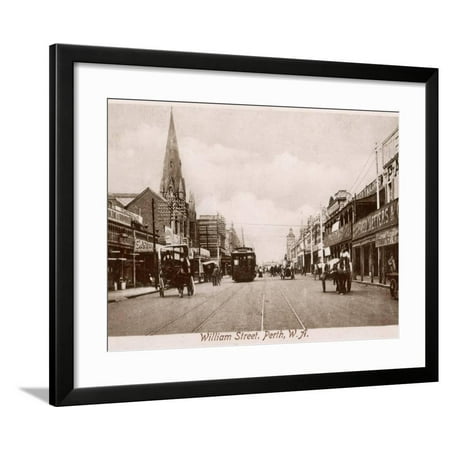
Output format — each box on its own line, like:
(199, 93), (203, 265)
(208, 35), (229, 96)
(0, 1), (447, 449)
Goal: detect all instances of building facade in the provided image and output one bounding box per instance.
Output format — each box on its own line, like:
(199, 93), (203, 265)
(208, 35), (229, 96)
(107, 200), (158, 290)
(352, 128), (399, 284)
(197, 214), (227, 271)
(323, 190), (353, 259)
(293, 127), (399, 285)
(124, 187), (168, 243)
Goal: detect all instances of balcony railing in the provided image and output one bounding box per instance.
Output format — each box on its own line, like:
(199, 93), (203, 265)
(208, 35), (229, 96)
(108, 208), (132, 226)
(108, 230), (134, 247)
(323, 223), (352, 247)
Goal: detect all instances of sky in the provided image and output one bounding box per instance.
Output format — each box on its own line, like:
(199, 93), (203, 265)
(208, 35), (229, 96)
(108, 99), (398, 262)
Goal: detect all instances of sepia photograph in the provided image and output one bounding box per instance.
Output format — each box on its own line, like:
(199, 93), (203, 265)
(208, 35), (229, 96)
(107, 99), (399, 351)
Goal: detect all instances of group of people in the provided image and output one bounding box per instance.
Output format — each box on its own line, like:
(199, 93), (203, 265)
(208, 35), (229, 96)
(268, 264), (289, 277)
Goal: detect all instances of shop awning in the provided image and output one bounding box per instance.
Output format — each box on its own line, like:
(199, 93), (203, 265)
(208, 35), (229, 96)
(376, 227), (398, 248)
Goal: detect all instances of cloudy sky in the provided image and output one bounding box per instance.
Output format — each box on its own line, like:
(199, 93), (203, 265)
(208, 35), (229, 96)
(108, 99), (398, 262)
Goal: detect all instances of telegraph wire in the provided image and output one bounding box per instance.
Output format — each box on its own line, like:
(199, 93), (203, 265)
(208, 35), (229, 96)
(348, 147), (377, 194)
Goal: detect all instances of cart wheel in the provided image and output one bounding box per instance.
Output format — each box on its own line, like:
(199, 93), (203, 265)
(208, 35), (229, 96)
(188, 276), (195, 296)
(159, 278), (165, 297)
(390, 279), (398, 299)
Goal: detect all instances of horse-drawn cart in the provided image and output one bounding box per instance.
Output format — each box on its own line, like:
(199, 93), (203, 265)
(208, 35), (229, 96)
(321, 257), (352, 294)
(280, 261), (295, 280)
(159, 244), (195, 298)
(386, 272), (398, 299)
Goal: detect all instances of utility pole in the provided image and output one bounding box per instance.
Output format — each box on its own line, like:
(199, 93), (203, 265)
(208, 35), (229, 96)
(319, 206), (323, 262)
(375, 142), (380, 209)
(216, 213), (220, 267)
(132, 227), (136, 287)
(205, 221), (209, 253)
(152, 198), (158, 289)
(310, 218), (313, 274)
(216, 213), (219, 260)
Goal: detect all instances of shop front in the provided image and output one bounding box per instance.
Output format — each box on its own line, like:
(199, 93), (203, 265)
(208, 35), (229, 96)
(303, 250), (311, 274)
(376, 226), (399, 285)
(133, 234), (160, 287)
(108, 222), (135, 290)
(352, 199), (398, 284)
(107, 204), (159, 290)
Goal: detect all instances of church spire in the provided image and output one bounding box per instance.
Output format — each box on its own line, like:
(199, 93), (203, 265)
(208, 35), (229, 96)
(160, 108), (186, 199)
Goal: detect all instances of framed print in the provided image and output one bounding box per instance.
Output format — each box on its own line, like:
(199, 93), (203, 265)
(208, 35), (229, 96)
(50, 44), (438, 406)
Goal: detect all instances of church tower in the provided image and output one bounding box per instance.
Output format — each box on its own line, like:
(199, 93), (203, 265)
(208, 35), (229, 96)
(286, 228), (295, 260)
(160, 109), (186, 199)
(159, 109), (188, 242)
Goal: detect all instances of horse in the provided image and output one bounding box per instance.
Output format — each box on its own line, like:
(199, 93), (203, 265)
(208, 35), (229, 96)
(335, 257), (352, 295)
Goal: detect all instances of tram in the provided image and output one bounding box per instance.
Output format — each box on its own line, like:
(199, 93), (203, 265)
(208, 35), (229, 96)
(231, 247), (256, 282)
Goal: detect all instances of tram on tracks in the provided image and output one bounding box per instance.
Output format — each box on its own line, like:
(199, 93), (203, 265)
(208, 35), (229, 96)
(231, 247), (256, 282)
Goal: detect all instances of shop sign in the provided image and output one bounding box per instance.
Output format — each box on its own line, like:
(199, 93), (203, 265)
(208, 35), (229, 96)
(384, 156), (399, 184)
(324, 223), (352, 247)
(353, 199), (398, 240)
(356, 175), (384, 200)
(375, 227), (398, 248)
(328, 202), (341, 216)
(134, 239), (154, 252)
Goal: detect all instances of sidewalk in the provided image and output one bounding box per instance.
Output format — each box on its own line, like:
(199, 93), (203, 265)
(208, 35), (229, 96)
(353, 279), (390, 289)
(108, 285), (159, 303)
(300, 272), (390, 289)
(107, 276), (216, 303)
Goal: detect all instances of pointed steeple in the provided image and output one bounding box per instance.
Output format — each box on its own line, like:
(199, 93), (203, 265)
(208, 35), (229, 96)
(160, 108), (186, 199)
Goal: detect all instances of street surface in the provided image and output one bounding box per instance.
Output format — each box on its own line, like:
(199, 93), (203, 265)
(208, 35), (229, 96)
(108, 274), (398, 336)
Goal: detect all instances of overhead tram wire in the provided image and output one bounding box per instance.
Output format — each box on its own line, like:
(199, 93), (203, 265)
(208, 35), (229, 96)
(348, 147), (377, 194)
(231, 148), (379, 231)
(351, 158), (376, 194)
(232, 222), (303, 228)
(232, 160), (377, 230)
(348, 152), (373, 194)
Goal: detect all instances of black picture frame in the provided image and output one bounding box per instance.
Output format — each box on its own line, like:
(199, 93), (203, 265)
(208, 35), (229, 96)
(50, 43), (438, 406)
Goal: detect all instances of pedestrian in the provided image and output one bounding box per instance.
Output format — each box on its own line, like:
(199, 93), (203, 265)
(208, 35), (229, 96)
(212, 264), (218, 286)
(387, 253), (397, 273)
(340, 245), (350, 260)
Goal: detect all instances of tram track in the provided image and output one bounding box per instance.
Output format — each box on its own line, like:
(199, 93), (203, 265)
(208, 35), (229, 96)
(278, 285), (307, 331)
(144, 282), (240, 336)
(191, 283), (250, 333)
(259, 278), (269, 331)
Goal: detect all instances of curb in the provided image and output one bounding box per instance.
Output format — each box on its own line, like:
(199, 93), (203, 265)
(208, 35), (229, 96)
(108, 289), (159, 303)
(353, 280), (390, 289)
(126, 290), (159, 299)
